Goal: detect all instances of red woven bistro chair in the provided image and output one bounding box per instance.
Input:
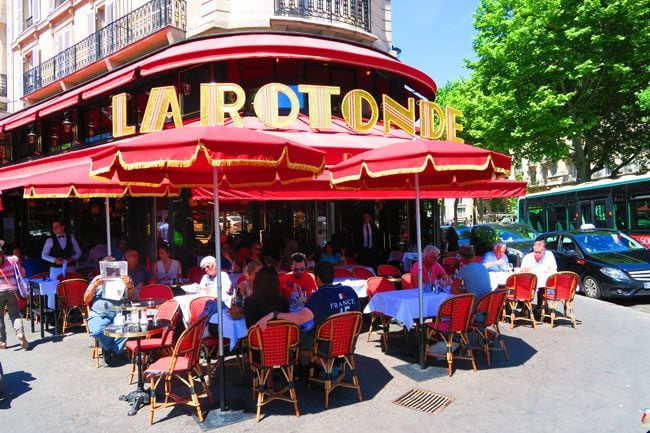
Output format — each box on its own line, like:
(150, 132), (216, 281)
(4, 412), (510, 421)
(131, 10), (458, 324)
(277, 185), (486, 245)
(138, 284), (173, 301)
(378, 264), (401, 278)
(424, 293), (477, 376)
(503, 272), (538, 329)
(540, 271), (579, 328)
(126, 299), (180, 384)
(401, 272), (414, 289)
(57, 272), (85, 281)
(144, 315), (212, 425)
(308, 311), (363, 408)
(58, 278), (89, 334)
(333, 267), (354, 278)
(470, 289), (509, 366)
(351, 266), (374, 280)
(442, 256), (461, 276)
(247, 320), (301, 422)
(365, 277), (399, 351)
(187, 266), (203, 284)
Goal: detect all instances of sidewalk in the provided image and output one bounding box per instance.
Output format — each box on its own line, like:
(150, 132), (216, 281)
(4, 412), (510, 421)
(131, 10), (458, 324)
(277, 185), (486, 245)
(1, 295), (649, 433)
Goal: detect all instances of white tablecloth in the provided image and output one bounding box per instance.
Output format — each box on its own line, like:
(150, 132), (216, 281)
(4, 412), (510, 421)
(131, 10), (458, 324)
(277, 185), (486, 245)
(333, 277), (368, 298)
(364, 288), (450, 330)
(173, 294), (247, 350)
(28, 278), (59, 309)
(402, 252), (420, 272)
(489, 272), (511, 290)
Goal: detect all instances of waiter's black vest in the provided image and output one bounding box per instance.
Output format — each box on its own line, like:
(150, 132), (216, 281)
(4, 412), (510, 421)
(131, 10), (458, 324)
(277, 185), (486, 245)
(50, 234), (74, 268)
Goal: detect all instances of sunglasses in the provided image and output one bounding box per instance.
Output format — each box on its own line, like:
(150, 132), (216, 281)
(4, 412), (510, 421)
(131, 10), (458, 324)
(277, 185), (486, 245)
(292, 267), (306, 273)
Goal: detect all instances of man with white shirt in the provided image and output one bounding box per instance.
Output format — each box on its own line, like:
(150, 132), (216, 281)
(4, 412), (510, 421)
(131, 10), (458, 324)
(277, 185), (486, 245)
(41, 219), (82, 279)
(520, 240), (557, 311)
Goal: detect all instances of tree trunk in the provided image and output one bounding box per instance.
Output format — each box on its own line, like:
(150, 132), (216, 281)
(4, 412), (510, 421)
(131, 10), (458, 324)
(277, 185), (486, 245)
(572, 136), (589, 183)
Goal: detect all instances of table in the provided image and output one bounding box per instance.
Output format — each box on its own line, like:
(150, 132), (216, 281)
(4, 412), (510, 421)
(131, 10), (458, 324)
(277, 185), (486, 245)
(28, 278), (60, 338)
(364, 288), (450, 330)
(333, 277), (368, 298)
(173, 295), (247, 350)
(489, 271), (511, 290)
(104, 319), (171, 416)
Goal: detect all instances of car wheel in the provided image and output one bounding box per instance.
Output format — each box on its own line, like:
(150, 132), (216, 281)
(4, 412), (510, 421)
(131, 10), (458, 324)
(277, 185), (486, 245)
(582, 276), (602, 299)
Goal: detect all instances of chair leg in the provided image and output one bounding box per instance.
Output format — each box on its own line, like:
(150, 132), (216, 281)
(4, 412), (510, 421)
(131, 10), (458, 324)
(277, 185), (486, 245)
(525, 301), (537, 329)
(568, 300), (576, 328)
(366, 315), (376, 342)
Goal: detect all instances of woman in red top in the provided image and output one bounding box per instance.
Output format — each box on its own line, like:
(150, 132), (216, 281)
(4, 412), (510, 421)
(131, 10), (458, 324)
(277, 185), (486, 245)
(410, 245), (448, 287)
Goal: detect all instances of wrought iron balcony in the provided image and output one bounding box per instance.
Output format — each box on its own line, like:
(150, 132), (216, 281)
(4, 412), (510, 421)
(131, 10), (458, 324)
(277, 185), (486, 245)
(23, 0), (186, 96)
(275, 0), (371, 32)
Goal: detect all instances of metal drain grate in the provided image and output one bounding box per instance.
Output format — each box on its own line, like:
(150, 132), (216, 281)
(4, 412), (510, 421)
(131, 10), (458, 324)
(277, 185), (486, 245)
(393, 388), (454, 415)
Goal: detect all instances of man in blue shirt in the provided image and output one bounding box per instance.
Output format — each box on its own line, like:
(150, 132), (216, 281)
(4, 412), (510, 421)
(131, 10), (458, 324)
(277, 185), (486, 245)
(482, 241), (510, 272)
(256, 261), (359, 364)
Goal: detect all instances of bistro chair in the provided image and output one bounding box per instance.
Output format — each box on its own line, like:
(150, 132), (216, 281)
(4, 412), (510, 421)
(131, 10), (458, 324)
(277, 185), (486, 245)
(351, 266), (374, 280)
(424, 293), (477, 376)
(470, 289), (509, 366)
(138, 284), (173, 300)
(82, 303), (102, 368)
(540, 271), (580, 328)
(187, 266), (203, 284)
(365, 277), (398, 351)
(377, 264), (401, 278)
(58, 278), (89, 334)
(145, 315), (212, 425)
(57, 272), (85, 281)
(442, 256), (461, 276)
(401, 272), (414, 289)
(340, 256), (357, 265)
(126, 299), (180, 384)
(503, 273), (538, 329)
(333, 267), (354, 278)
(247, 320), (301, 422)
(309, 311), (363, 408)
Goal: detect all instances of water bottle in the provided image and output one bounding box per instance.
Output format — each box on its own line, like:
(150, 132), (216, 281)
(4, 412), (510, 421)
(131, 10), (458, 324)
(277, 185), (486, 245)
(290, 283), (299, 311)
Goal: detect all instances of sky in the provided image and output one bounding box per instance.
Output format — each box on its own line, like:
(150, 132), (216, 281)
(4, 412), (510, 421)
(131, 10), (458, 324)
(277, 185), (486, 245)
(391, 0), (481, 88)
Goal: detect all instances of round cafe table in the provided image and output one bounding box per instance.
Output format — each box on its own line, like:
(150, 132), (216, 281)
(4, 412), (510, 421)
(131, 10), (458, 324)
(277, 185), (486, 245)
(103, 319), (171, 416)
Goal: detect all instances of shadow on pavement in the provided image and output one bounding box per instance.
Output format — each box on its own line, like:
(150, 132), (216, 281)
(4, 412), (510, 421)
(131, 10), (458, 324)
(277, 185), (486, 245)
(0, 370), (36, 409)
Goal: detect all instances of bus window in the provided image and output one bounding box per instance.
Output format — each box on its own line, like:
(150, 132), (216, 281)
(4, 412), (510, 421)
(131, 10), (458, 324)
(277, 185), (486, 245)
(547, 205), (566, 232)
(593, 201), (607, 228)
(527, 202), (545, 233)
(630, 200), (650, 230)
(614, 202), (627, 231)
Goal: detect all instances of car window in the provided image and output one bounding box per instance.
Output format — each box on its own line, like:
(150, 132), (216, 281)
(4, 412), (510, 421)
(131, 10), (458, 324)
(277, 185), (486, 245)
(541, 235), (559, 251)
(496, 226), (537, 242)
(560, 236), (577, 254)
(574, 232), (645, 253)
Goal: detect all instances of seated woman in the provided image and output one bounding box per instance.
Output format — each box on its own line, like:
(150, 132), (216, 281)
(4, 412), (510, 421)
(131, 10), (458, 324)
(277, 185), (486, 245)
(244, 266), (289, 329)
(234, 260), (263, 299)
(410, 245), (448, 287)
(152, 245), (182, 285)
(319, 241), (342, 265)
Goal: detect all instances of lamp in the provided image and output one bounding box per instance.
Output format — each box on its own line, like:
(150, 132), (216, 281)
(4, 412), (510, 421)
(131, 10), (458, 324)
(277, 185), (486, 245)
(182, 82), (191, 96)
(27, 126), (37, 145)
(88, 120), (95, 136)
(62, 112), (72, 133)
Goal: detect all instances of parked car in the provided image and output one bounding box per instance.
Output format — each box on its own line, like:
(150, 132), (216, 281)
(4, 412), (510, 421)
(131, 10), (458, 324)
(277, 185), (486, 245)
(535, 228), (650, 299)
(457, 226), (472, 247)
(470, 223), (538, 266)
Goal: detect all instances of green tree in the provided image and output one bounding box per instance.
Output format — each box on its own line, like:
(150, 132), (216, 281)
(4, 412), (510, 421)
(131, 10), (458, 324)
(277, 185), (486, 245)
(462, 0), (650, 182)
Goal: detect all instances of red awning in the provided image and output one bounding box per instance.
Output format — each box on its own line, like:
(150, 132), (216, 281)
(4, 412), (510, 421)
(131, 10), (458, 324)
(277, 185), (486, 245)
(38, 93), (81, 118)
(3, 111), (37, 131)
(138, 33), (436, 99)
(81, 68), (137, 100)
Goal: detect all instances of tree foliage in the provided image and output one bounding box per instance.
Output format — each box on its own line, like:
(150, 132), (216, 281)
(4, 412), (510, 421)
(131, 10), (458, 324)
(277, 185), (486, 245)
(445, 0), (650, 182)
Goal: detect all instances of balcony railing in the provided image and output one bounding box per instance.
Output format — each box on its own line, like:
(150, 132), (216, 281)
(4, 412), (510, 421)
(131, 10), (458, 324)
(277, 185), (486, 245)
(23, 0), (186, 96)
(275, 0), (371, 32)
(0, 74), (7, 98)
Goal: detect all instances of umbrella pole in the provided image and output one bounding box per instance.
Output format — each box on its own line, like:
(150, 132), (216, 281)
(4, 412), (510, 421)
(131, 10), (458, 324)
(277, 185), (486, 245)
(415, 174), (425, 369)
(213, 168), (227, 412)
(105, 198), (112, 257)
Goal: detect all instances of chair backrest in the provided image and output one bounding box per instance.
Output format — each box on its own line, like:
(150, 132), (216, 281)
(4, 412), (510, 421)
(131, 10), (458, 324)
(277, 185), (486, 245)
(59, 279), (89, 308)
(378, 264), (401, 278)
(139, 284), (173, 300)
(152, 299), (180, 340)
(401, 272), (413, 289)
(314, 311), (363, 357)
(435, 293), (476, 332)
(247, 320), (300, 367)
(187, 266), (203, 284)
(473, 289), (507, 326)
(505, 272), (538, 300)
(170, 315), (207, 371)
(188, 296), (217, 324)
(352, 266), (374, 280)
(365, 277), (395, 301)
(333, 267), (354, 278)
(235, 274), (247, 286)
(58, 272), (84, 281)
(545, 271), (579, 300)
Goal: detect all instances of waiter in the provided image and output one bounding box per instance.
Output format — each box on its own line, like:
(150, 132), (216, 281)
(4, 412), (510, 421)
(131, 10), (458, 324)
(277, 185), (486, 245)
(41, 219), (82, 280)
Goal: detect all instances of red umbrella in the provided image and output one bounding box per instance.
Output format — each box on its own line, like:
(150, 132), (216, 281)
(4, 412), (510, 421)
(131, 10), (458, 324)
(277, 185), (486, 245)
(90, 125), (325, 188)
(329, 139), (520, 369)
(89, 124), (326, 412)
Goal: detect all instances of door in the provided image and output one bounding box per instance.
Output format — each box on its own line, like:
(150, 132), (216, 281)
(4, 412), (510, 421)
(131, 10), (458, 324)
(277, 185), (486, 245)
(579, 199), (608, 228)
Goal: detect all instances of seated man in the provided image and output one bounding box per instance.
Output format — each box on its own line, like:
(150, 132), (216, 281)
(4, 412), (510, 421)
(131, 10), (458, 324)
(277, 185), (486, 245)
(83, 256), (135, 366)
(256, 261), (360, 365)
(279, 252), (318, 299)
(125, 249), (151, 299)
(456, 245), (492, 298)
(521, 240), (558, 309)
(482, 241), (510, 272)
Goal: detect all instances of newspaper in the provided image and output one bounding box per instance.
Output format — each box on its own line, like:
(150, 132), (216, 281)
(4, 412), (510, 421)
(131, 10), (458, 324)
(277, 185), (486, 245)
(99, 260), (128, 301)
